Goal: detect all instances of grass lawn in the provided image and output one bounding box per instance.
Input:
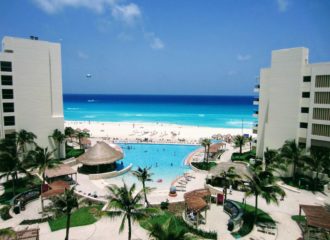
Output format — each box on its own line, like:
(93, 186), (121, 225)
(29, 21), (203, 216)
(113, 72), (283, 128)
(231, 201), (275, 238)
(48, 205), (102, 231)
(0, 176), (41, 205)
(191, 161), (217, 171)
(140, 211), (217, 239)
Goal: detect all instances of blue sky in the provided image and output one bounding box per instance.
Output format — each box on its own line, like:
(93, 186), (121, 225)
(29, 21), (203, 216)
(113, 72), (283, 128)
(0, 0), (329, 95)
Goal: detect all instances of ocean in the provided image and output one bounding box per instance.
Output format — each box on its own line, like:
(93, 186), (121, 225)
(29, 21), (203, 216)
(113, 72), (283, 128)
(63, 94), (255, 128)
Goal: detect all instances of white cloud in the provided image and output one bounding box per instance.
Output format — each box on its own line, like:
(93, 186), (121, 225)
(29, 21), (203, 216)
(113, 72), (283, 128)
(111, 3), (141, 25)
(237, 54), (251, 61)
(32, 0), (117, 14)
(145, 32), (164, 50)
(77, 50), (88, 59)
(277, 0), (289, 12)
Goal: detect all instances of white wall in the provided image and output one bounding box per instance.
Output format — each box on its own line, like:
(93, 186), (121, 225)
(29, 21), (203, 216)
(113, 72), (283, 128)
(0, 37), (64, 155)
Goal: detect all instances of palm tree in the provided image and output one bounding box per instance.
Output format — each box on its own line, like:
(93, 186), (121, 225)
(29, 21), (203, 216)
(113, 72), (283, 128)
(15, 129), (37, 155)
(234, 135), (246, 155)
(106, 182), (157, 240)
(220, 167), (240, 201)
(132, 167), (153, 206)
(64, 127), (75, 141)
(0, 138), (34, 196)
(201, 138), (211, 163)
(245, 166), (285, 222)
(248, 136), (253, 151)
(32, 147), (59, 185)
(50, 129), (66, 159)
(302, 149), (330, 190)
(76, 130), (90, 149)
(280, 139), (305, 180)
(148, 216), (192, 240)
(51, 187), (79, 240)
(264, 148), (287, 172)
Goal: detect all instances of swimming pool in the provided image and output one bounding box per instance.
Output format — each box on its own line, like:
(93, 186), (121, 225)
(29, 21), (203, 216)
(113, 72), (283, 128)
(111, 143), (199, 189)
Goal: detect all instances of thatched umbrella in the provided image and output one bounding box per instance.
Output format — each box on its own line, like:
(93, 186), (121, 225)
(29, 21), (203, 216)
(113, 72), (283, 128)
(77, 141), (124, 173)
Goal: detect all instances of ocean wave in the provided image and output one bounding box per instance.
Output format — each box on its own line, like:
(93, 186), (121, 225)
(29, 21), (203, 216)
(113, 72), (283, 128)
(67, 108), (80, 110)
(83, 115), (96, 119)
(198, 114), (205, 117)
(226, 120), (254, 127)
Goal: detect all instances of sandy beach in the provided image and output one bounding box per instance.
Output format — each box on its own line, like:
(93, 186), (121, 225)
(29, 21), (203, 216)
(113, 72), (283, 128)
(65, 120), (253, 142)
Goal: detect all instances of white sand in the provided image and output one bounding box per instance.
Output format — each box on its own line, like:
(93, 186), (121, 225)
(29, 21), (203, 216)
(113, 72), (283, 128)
(65, 120), (252, 141)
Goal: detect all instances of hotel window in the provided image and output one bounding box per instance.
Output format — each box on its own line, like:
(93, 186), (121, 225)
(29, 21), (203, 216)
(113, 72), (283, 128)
(2, 89), (13, 99)
(303, 76), (311, 82)
(3, 116), (15, 126)
(302, 92), (310, 98)
(312, 124), (330, 137)
(3, 103), (14, 112)
(313, 108), (330, 121)
(301, 107), (309, 113)
(0, 61), (12, 72)
(314, 92), (330, 104)
(315, 75), (330, 88)
(300, 122), (308, 128)
(1, 75), (13, 85)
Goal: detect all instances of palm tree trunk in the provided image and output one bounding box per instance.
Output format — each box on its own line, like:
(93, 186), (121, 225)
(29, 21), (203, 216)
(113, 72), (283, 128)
(127, 215), (132, 240)
(254, 194), (258, 223)
(292, 161), (297, 181)
(11, 175), (16, 196)
(204, 147), (207, 162)
(224, 186), (227, 201)
(240, 144), (242, 155)
(206, 146), (210, 163)
(58, 142), (61, 159)
(65, 212), (71, 240)
(143, 182), (149, 206)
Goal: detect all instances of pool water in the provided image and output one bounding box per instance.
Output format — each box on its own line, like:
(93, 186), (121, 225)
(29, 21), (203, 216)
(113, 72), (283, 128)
(111, 143), (199, 189)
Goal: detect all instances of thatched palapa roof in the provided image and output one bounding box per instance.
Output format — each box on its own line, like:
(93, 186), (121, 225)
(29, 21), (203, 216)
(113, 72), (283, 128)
(77, 141), (124, 166)
(209, 162), (252, 181)
(45, 164), (76, 179)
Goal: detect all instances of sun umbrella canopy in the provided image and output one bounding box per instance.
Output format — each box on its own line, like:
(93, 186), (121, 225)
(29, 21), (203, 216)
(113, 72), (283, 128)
(77, 141), (124, 166)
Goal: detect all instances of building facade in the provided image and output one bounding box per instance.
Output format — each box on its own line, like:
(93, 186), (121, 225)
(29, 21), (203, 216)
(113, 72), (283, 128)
(255, 48), (330, 157)
(0, 36), (64, 155)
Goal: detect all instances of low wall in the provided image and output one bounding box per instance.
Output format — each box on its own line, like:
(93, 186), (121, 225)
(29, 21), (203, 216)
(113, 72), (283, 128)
(88, 164), (133, 180)
(204, 183), (223, 195)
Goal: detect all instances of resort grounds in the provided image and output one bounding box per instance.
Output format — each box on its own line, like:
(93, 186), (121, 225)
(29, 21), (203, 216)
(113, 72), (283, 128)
(0, 122), (329, 240)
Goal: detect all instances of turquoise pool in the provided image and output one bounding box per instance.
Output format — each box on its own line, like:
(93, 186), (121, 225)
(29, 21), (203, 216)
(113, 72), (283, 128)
(112, 143), (199, 188)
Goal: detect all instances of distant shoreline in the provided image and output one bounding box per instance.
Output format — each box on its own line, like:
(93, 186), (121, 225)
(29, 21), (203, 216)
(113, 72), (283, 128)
(65, 120), (253, 141)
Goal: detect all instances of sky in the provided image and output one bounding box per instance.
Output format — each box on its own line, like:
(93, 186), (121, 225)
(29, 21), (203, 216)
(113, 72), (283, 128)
(0, 0), (329, 96)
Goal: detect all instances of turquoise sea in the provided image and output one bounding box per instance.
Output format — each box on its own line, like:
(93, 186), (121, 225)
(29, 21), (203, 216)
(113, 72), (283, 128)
(63, 94), (255, 128)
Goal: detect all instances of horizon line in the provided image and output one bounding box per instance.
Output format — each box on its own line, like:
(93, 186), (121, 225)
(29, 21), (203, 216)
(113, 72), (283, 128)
(63, 93), (255, 97)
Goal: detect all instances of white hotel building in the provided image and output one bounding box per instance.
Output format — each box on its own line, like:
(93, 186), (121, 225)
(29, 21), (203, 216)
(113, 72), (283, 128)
(0, 36), (64, 154)
(255, 47), (330, 157)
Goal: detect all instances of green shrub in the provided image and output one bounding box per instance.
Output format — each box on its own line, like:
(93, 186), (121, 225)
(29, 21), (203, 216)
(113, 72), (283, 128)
(291, 215), (306, 223)
(20, 217), (50, 225)
(0, 205), (12, 220)
(231, 150), (256, 162)
(66, 148), (85, 158)
(191, 162), (216, 170)
(160, 200), (169, 210)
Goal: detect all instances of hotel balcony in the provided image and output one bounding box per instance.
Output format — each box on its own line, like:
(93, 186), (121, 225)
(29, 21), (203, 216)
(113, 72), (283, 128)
(253, 110), (259, 118)
(254, 84), (260, 93)
(253, 97), (259, 105)
(253, 124), (258, 134)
